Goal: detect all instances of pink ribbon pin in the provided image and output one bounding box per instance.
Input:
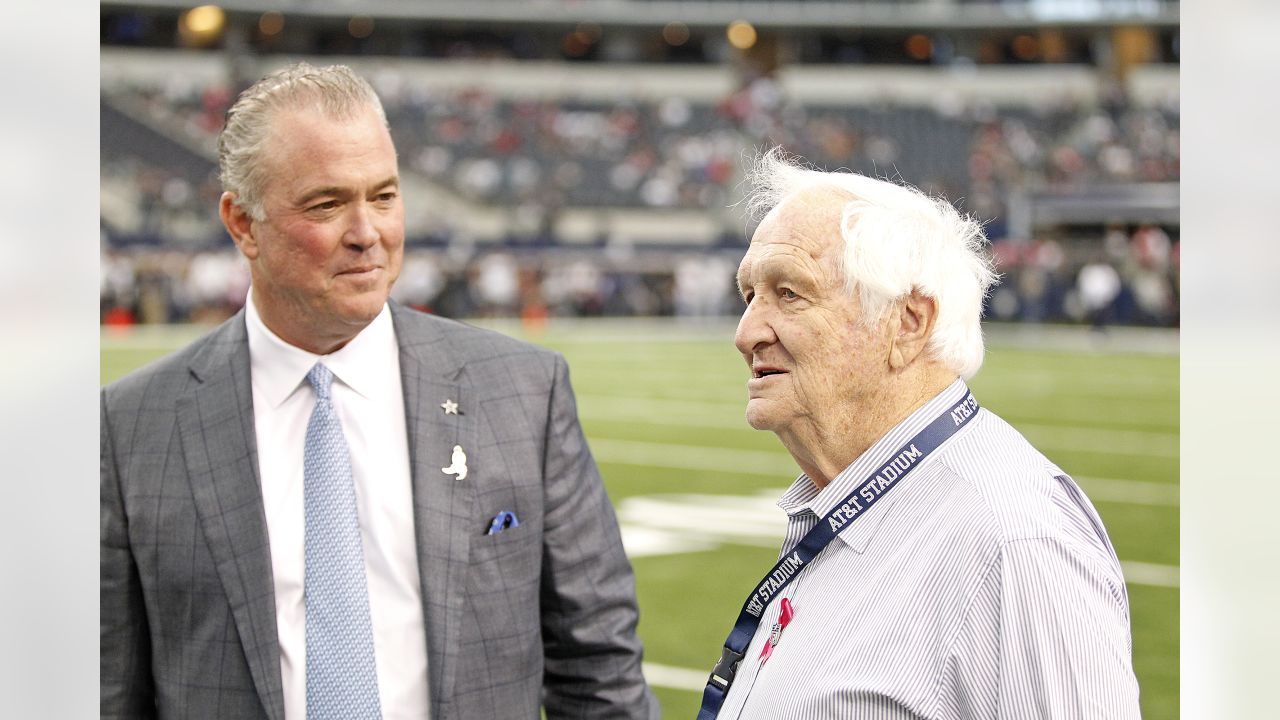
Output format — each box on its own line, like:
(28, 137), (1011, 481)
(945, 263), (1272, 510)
(758, 597), (795, 665)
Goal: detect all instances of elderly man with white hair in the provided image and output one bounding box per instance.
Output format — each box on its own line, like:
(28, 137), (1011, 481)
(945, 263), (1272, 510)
(697, 150), (1141, 720)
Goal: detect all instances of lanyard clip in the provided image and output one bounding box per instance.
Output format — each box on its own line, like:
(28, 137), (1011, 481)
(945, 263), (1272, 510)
(708, 646), (746, 691)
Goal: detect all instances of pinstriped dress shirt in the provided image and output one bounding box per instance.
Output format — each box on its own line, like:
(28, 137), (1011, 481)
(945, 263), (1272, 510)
(718, 380), (1141, 719)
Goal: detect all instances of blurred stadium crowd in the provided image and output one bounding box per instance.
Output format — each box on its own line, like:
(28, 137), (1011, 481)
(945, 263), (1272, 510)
(99, 224), (1177, 328)
(100, 2), (1179, 329)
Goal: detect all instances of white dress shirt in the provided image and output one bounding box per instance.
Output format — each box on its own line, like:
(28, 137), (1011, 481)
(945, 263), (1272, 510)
(245, 291), (430, 720)
(718, 379), (1141, 719)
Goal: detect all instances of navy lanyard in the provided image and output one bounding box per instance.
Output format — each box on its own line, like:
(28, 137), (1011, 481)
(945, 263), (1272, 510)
(696, 390), (980, 720)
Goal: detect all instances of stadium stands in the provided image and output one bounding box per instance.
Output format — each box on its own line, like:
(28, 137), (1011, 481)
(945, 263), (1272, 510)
(100, 6), (1179, 328)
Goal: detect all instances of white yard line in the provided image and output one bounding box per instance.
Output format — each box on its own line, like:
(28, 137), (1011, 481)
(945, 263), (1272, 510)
(577, 395), (746, 421)
(643, 662), (711, 692)
(617, 490), (1179, 590)
(592, 438), (1179, 504)
(590, 437), (797, 477)
(1075, 476), (1179, 506)
(578, 397), (1177, 458)
(974, 368), (1179, 395)
(1014, 423), (1178, 458)
(1121, 561), (1180, 588)
(640, 661), (711, 691)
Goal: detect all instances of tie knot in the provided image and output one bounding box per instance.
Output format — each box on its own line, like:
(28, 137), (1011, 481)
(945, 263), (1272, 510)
(307, 363), (335, 400)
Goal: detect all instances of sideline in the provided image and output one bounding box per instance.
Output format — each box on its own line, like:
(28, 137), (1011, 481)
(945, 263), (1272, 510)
(102, 319), (1178, 355)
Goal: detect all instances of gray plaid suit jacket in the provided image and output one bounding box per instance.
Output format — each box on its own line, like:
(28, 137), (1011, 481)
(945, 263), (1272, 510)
(101, 302), (655, 720)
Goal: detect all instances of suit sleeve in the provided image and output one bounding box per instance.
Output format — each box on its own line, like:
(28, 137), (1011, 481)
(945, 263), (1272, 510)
(538, 355), (657, 719)
(101, 389), (158, 719)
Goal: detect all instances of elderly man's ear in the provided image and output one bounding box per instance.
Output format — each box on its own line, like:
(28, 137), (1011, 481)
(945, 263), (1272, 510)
(220, 192), (260, 260)
(887, 288), (937, 370)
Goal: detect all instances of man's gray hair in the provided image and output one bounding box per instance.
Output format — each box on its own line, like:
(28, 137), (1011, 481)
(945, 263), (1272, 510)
(746, 148), (998, 379)
(218, 62), (388, 220)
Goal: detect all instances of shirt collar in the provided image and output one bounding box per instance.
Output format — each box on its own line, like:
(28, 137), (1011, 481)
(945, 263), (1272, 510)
(776, 378), (971, 553)
(244, 287), (397, 408)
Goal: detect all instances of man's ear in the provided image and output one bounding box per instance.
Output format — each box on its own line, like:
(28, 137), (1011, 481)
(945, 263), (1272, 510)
(887, 288), (938, 370)
(219, 192), (259, 260)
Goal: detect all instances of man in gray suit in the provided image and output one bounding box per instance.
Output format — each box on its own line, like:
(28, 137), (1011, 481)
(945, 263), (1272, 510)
(101, 63), (654, 720)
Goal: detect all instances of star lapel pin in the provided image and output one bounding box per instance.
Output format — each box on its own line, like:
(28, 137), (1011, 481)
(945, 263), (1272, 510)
(441, 399), (459, 415)
(442, 445), (468, 480)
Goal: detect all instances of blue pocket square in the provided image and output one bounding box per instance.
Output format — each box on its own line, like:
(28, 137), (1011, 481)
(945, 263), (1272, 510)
(486, 511), (520, 535)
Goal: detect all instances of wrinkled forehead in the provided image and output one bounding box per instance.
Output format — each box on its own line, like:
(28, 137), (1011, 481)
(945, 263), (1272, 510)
(739, 187), (850, 277)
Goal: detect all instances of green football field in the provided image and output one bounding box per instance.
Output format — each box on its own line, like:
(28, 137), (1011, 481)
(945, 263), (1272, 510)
(101, 319), (1179, 719)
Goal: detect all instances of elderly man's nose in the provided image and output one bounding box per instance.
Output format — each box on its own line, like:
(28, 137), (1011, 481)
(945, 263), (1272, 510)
(735, 300), (774, 355)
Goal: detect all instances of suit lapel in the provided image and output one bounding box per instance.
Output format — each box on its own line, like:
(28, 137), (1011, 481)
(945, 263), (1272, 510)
(393, 304), (475, 720)
(176, 314), (286, 720)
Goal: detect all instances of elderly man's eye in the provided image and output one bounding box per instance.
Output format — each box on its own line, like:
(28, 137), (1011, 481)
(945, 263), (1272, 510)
(780, 288), (799, 300)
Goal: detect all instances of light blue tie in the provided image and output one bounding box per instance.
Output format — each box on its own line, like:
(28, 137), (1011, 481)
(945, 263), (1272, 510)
(304, 363), (382, 720)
